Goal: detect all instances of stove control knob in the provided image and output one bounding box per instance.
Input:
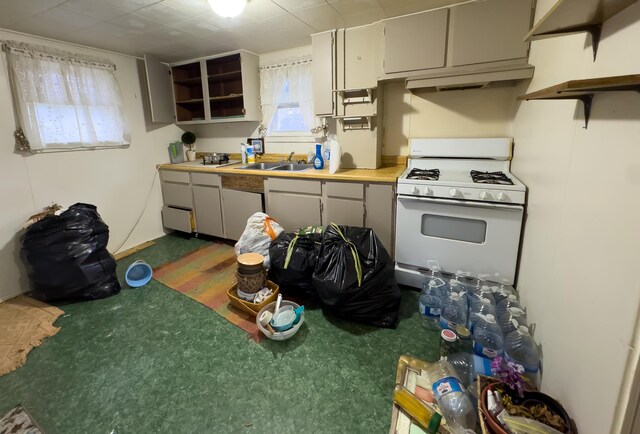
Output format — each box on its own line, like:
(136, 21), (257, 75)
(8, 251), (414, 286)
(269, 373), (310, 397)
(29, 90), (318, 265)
(424, 187), (432, 196)
(497, 191), (507, 201)
(480, 190), (491, 200)
(411, 186), (420, 195)
(449, 188), (460, 197)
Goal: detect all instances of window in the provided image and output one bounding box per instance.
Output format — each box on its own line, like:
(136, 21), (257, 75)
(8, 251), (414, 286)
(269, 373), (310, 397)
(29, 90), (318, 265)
(259, 57), (315, 142)
(3, 41), (130, 152)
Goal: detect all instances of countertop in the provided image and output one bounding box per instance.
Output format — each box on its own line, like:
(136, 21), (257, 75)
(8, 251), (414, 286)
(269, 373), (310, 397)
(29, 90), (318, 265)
(158, 160), (406, 183)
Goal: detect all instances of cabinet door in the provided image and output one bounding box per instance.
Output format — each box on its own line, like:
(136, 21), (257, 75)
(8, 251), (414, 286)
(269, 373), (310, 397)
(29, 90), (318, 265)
(384, 9), (448, 74)
(312, 31), (336, 116)
(221, 189), (263, 240)
(449, 0), (532, 67)
(324, 198), (364, 227)
(267, 192), (321, 232)
(344, 25), (377, 89)
(161, 182), (192, 209)
(144, 54), (174, 123)
(192, 185), (224, 237)
(365, 183), (395, 257)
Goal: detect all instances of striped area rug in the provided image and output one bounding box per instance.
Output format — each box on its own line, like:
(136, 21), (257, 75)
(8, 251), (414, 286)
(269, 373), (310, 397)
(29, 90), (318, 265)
(152, 242), (263, 342)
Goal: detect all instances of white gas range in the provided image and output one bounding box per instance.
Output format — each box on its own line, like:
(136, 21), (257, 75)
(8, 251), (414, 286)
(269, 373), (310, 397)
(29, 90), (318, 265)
(395, 138), (527, 288)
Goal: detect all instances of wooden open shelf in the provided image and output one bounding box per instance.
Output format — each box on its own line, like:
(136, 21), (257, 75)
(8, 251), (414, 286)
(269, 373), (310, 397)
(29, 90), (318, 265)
(518, 74), (640, 127)
(524, 0), (637, 60)
(209, 70), (242, 81)
(209, 94), (243, 101)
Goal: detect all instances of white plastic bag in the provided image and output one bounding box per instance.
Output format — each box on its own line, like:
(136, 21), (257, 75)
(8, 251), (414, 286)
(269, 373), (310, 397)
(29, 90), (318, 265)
(234, 212), (284, 268)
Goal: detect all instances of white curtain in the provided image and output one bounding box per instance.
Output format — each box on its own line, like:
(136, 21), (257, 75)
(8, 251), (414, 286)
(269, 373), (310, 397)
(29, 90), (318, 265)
(259, 57), (315, 135)
(3, 41), (130, 152)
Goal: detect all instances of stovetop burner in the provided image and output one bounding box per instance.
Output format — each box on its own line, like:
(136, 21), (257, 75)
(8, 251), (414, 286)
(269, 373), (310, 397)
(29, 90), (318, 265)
(202, 153), (230, 165)
(407, 168), (440, 181)
(470, 170), (514, 185)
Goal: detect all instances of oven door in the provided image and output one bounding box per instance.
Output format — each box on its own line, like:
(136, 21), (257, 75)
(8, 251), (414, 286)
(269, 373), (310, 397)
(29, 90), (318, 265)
(395, 195), (524, 286)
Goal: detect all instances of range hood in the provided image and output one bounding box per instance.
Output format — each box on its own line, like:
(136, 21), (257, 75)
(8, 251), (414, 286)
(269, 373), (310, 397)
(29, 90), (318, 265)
(406, 62), (534, 92)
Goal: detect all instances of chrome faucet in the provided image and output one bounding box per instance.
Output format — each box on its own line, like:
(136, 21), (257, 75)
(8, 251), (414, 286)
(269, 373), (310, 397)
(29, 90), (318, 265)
(287, 151), (295, 162)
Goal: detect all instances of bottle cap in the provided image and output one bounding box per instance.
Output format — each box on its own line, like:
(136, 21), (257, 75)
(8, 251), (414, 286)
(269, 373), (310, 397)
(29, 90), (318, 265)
(508, 307), (525, 316)
(449, 279), (460, 286)
(455, 325), (471, 339)
(486, 314), (496, 323)
(441, 329), (457, 342)
(508, 294), (517, 302)
(518, 325), (530, 335)
(481, 298), (491, 306)
(450, 292), (461, 301)
(429, 280), (438, 288)
(426, 412), (442, 434)
(481, 285), (491, 291)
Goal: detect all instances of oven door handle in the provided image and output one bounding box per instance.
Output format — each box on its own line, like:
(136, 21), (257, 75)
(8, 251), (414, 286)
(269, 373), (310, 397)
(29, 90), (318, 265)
(397, 195), (523, 211)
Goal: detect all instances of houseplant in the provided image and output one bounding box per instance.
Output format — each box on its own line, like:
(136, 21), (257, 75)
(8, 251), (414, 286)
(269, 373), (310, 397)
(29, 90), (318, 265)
(182, 132), (197, 161)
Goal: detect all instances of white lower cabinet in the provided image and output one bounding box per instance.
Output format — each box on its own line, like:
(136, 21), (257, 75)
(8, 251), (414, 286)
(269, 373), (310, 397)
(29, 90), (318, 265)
(221, 188), (264, 240)
(191, 173), (224, 237)
(266, 177), (396, 257)
(265, 178), (322, 232)
(160, 169), (194, 232)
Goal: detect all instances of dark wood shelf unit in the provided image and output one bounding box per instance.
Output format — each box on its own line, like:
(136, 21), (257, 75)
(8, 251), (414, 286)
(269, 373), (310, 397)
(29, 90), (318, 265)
(523, 0), (638, 60)
(518, 74), (640, 127)
(208, 70), (242, 81)
(209, 94), (243, 101)
(207, 53), (245, 120)
(172, 61), (204, 122)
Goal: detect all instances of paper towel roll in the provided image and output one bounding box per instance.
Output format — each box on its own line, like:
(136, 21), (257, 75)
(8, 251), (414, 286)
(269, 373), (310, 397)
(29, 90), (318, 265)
(329, 139), (341, 174)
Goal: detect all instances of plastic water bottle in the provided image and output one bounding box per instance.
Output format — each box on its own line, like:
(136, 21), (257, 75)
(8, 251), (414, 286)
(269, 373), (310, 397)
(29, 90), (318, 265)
(446, 352), (494, 388)
(424, 265), (447, 298)
(426, 360), (478, 432)
(440, 292), (467, 330)
(419, 280), (442, 330)
(492, 276), (517, 304)
(468, 286), (496, 313)
(498, 307), (528, 336)
(468, 298), (496, 333)
(472, 313), (504, 359)
(504, 326), (540, 381)
(496, 294), (523, 323)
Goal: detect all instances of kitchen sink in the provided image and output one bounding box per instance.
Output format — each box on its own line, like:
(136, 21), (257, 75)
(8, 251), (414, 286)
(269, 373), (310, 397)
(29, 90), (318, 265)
(235, 162), (312, 172)
(269, 163), (312, 172)
(235, 162), (284, 170)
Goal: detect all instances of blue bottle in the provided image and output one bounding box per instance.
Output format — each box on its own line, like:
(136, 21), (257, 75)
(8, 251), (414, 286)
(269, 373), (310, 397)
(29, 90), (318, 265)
(313, 143), (324, 169)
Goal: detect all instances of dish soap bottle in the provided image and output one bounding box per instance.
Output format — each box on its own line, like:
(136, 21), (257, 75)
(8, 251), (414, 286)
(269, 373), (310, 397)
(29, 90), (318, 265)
(313, 143), (324, 170)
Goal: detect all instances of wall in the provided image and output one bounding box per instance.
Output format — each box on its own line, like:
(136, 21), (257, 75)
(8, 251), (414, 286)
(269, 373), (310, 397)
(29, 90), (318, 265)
(0, 29), (182, 301)
(381, 81), (519, 155)
(509, 1), (640, 432)
(188, 45), (314, 156)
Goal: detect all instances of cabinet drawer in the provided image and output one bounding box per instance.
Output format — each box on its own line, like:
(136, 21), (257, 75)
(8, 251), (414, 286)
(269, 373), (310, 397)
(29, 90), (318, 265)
(268, 178), (321, 195)
(160, 170), (190, 184)
(325, 182), (364, 199)
(161, 182), (193, 208)
(162, 206), (193, 233)
(191, 172), (221, 187)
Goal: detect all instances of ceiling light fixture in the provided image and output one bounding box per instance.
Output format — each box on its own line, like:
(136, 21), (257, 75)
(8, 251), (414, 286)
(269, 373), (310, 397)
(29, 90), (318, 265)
(207, 0), (248, 18)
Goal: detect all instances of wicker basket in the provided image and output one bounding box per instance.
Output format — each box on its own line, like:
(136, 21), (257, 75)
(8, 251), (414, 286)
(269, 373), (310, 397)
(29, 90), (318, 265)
(236, 269), (267, 294)
(227, 280), (279, 316)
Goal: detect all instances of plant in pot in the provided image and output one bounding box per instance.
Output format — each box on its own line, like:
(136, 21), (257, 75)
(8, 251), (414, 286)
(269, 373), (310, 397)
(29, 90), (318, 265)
(182, 132), (197, 161)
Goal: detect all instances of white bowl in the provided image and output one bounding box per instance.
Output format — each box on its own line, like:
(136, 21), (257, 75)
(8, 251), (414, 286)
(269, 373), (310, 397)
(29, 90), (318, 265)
(256, 300), (304, 341)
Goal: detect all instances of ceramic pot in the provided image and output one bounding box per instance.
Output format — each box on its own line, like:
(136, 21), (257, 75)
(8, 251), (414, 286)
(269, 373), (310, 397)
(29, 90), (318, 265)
(186, 150), (196, 161)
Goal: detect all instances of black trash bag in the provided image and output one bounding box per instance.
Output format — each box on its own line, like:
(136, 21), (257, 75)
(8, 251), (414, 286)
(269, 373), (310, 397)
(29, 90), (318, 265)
(20, 203), (121, 302)
(312, 224), (401, 328)
(269, 231), (322, 300)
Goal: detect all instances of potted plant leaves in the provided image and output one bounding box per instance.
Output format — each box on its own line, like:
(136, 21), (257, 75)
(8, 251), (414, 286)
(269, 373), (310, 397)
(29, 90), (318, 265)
(182, 131), (197, 161)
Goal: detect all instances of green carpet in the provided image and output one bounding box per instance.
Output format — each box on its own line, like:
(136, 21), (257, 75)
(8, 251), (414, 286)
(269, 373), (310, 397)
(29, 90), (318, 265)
(0, 234), (439, 433)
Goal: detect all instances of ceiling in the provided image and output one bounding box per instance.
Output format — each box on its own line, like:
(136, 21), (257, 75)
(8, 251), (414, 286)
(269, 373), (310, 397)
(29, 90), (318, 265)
(0, 0), (476, 62)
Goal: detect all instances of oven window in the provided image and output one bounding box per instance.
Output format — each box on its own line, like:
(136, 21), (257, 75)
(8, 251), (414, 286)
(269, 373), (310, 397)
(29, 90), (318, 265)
(421, 214), (487, 243)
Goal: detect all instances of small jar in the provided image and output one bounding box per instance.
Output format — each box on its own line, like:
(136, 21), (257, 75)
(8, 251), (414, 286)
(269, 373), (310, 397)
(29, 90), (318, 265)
(455, 325), (473, 353)
(439, 329), (459, 359)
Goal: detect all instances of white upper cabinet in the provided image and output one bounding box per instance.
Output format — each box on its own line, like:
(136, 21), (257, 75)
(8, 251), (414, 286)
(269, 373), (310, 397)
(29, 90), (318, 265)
(383, 9), (449, 74)
(448, 0), (533, 67)
(143, 54), (174, 124)
(312, 31), (336, 117)
(343, 25), (378, 89)
(144, 50), (259, 125)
